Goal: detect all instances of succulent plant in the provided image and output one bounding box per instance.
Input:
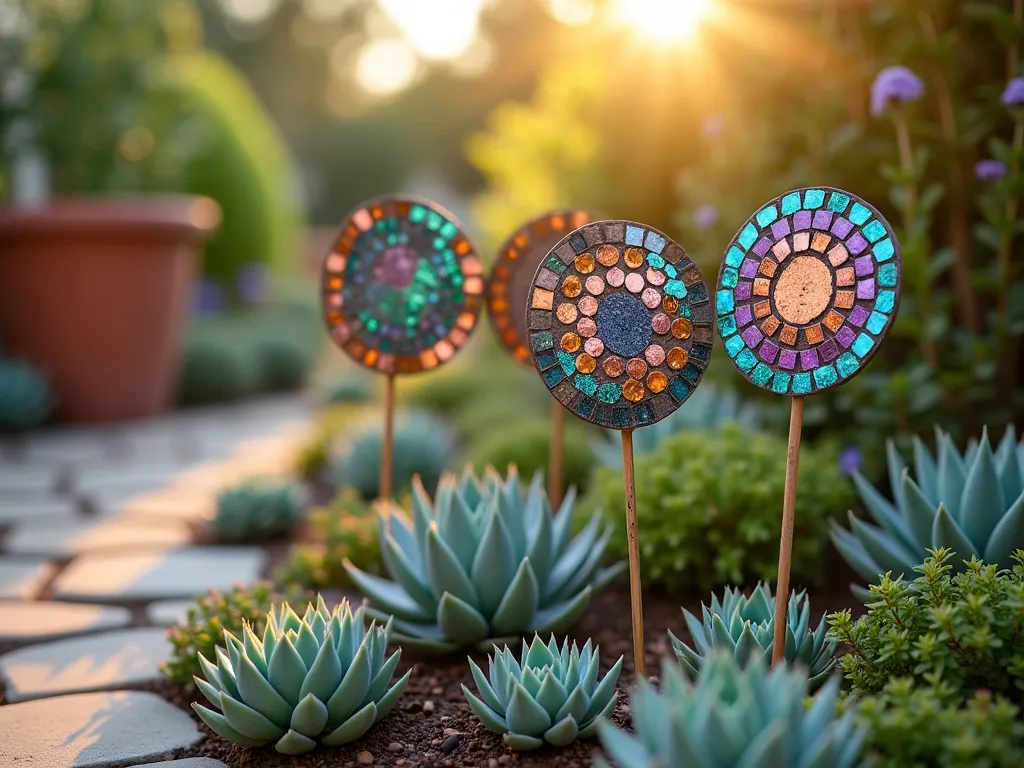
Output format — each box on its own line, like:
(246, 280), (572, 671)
(210, 479), (306, 543)
(344, 465), (625, 652)
(595, 654), (868, 768)
(192, 596), (411, 755)
(0, 358), (54, 430)
(831, 426), (1024, 590)
(668, 582), (837, 691)
(462, 634), (622, 751)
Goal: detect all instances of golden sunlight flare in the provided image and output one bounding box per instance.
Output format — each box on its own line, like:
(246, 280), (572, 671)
(614, 0), (713, 44)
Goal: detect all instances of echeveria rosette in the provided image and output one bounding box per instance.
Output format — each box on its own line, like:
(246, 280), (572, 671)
(461, 634), (622, 751)
(344, 466), (625, 652)
(192, 596), (411, 755)
(595, 654), (868, 768)
(831, 426), (1024, 596)
(211, 480), (306, 543)
(870, 66), (925, 117)
(668, 582), (837, 691)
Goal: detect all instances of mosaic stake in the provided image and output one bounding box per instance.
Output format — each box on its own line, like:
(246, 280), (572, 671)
(715, 187), (902, 666)
(321, 195), (484, 500)
(487, 210), (593, 506)
(527, 220), (715, 677)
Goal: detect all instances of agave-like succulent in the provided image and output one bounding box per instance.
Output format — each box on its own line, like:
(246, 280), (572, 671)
(668, 582), (836, 690)
(192, 596), (411, 755)
(831, 426), (1024, 590)
(462, 634), (622, 751)
(596, 654), (868, 768)
(211, 480), (306, 543)
(344, 465), (625, 652)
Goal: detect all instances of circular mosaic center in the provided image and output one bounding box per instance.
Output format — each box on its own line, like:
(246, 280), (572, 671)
(374, 245), (419, 290)
(774, 256), (833, 325)
(597, 293), (652, 357)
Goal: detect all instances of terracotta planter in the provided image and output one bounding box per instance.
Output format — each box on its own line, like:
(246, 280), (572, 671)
(0, 196), (220, 423)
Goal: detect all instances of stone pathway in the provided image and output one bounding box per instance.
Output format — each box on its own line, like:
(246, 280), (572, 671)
(0, 395), (313, 766)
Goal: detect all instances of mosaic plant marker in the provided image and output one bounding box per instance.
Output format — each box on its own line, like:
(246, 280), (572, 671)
(714, 186), (901, 666)
(527, 219), (714, 677)
(321, 195), (483, 499)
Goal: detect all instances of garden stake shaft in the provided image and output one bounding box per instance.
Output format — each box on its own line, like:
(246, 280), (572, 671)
(621, 428), (646, 679)
(549, 399), (564, 508)
(771, 394), (804, 668)
(380, 373), (395, 502)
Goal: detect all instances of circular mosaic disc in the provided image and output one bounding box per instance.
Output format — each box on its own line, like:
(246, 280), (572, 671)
(321, 195), (483, 374)
(715, 187), (901, 396)
(487, 209), (594, 364)
(526, 221), (714, 430)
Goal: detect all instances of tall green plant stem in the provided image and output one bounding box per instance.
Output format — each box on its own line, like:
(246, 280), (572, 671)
(894, 112), (938, 368)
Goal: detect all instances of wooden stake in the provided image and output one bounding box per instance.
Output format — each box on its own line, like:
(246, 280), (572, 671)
(549, 400), (564, 508)
(771, 395), (805, 667)
(380, 373), (395, 502)
(621, 429), (646, 679)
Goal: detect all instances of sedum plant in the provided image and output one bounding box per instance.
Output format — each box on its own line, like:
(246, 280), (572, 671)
(210, 479), (305, 543)
(462, 634), (622, 751)
(595, 653), (868, 768)
(827, 548), (1024, 702)
(831, 426), (1024, 590)
(344, 465), (624, 652)
(192, 596), (411, 755)
(668, 582), (836, 690)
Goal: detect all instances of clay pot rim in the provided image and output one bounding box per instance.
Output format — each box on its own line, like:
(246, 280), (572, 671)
(0, 194), (221, 238)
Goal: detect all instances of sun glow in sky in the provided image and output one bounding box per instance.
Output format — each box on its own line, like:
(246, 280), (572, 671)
(377, 0), (486, 61)
(614, 0), (713, 44)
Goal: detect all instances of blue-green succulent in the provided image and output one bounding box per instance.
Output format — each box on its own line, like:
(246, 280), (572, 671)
(595, 654), (868, 768)
(192, 596), (411, 755)
(462, 634), (622, 751)
(668, 582), (836, 691)
(0, 358), (54, 430)
(211, 479), (306, 542)
(832, 426), (1024, 591)
(344, 465), (625, 652)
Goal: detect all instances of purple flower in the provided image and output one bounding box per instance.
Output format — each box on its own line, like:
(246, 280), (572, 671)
(701, 114), (724, 139)
(693, 204), (718, 230)
(975, 159), (1008, 182)
(193, 279), (224, 316)
(838, 445), (863, 477)
(236, 262), (271, 307)
(1002, 77), (1024, 107)
(870, 66), (925, 117)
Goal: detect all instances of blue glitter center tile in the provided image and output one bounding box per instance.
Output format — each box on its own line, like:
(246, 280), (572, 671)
(596, 293), (652, 357)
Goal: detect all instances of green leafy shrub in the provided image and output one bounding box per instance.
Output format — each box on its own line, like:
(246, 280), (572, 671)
(581, 424), (853, 591)
(469, 419), (595, 493)
(852, 678), (1024, 768)
(162, 581), (307, 689)
(210, 479), (305, 543)
(249, 304), (321, 391)
(0, 359), (54, 430)
(827, 548), (1024, 702)
(176, 318), (260, 404)
(323, 376), (374, 405)
(275, 488), (382, 591)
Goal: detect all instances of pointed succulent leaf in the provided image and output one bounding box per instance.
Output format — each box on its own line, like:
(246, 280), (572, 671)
(215, 647), (241, 701)
(197, 652), (223, 692)
(382, 533), (437, 613)
(462, 684), (508, 733)
(551, 525), (615, 603)
(998, 448), (1024, 515)
(242, 625), (267, 676)
(491, 558), (540, 636)
(220, 694), (288, 742)
(426, 525), (481, 611)
(582, 655), (622, 724)
(505, 682), (552, 737)
(530, 586), (592, 636)
(960, 432), (1006, 548)
(847, 514), (918, 573)
(937, 434), (967, 521)
(983, 491), (1024, 564)
(267, 634), (307, 706)
(193, 703), (267, 747)
(550, 486), (578, 555)
(364, 647), (402, 704)
(886, 440), (908, 514)
(325, 643), (372, 726)
(436, 591), (491, 644)
(194, 675), (225, 709)
(931, 504), (979, 559)
(544, 715), (580, 747)
(733, 624), (763, 666)
(470, 508), (517, 617)
(233, 647), (293, 727)
(373, 668), (412, 722)
(504, 732), (545, 751)
(438, 486), (478, 571)
(525, 635), (557, 669)
(319, 702), (378, 746)
(469, 656), (505, 713)
(411, 476), (435, 556)
(682, 608), (710, 654)
(597, 720), (649, 767)
(274, 729), (318, 755)
(546, 514), (601, 598)
(343, 562), (434, 622)
(289, 693), (329, 738)
(912, 435), (939, 505)
(740, 720), (787, 768)
(383, 505), (422, 568)
(851, 472), (916, 551)
(710, 613), (738, 651)
(556, 683), (591, 724)
(526, 495), (554, 588)
(293, 621), (320, 670)
(830, 522), (886, 582)
(535, 672), (569, 718)
(901, 473), (938, 549)
(298, 634), (343, 702)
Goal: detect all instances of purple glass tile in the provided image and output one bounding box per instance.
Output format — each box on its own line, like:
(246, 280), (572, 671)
(812, 210), (833, 230)
(800, 348), (820, 371)
(778, 349), (797, 370)
(735, 282), (752, 300)
(740, 258), (759, 278)
(847, 232), (868, 255)
(855, 255), (874, 276)
(831, 217), (853, 238)
(735, 304), (753, 327)
(753, 237), (772, 257)
(741, 325), (764, 348)
(836, 326), (856, 347)
(771, 219), (791, 241)
(857, 279), (875, 300)
(848, 306), (869, 327)
(794, 210), (812, 230)
(759, 340), (780, 363)
(820, 339), (839, 361)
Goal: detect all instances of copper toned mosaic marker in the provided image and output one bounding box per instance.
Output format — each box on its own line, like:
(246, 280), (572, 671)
(321, 195), (483, 500)
(487, 209), (593, 506)
(526, 219), (714, 678)
(715, 187), (902, 666)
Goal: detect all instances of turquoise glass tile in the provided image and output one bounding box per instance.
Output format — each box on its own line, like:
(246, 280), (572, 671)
(863, 220), (886, 243)
(878, 263), (897, 287)
(866, 311), (887, 334)
(813, 365), (838, 389)
(752, 363), (773, 387)
(543, 368), (565, 387)
(827, 192), (850, 213)
(725, 335), (744, 357)
(873, 237), (895, 262)
(876, 290), (896, 313)
(597, 383), (621, 404)
(792, 373), (812, 394)
(718, 315), (738, 337)
(716, 290), (734, 315)
(738, 223), (758, 249)
(736, 349), (757, 372)
(852, 333), (875, 358)
(849, 203), (871, 225)
(668, 376), (690, 402)
(725, 246), (745, 268)
(781, 193), (802, 215)
(409, 205), (427, 222)
(666, 280), (687, 299)
(721, 268), (739, 289)
(574, 374), (597, 396)
(756, 205), (779, 228)
(836, 353), (860, 378)
(772, 372), (791, 394)
(557, 350), (576, 376)
(803, 189), (825, 209)
(647, 254), (666, 268)
(439, 221), (458, 240)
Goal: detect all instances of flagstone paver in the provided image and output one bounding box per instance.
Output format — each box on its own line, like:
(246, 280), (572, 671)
(133, 760), (229, 768)
(0, 601), (132, 643)
(114, 489), (216, 524)
(0, 497), (80, 525)
(0, 465), (62, 496)
(147, 599), (196, 626)
(0, 557), (55, 600)
(5, 518), (192, 558)
(51, 546), (266, 602)
(0, 690), (203, 767)
(0, 627), (170, 701)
